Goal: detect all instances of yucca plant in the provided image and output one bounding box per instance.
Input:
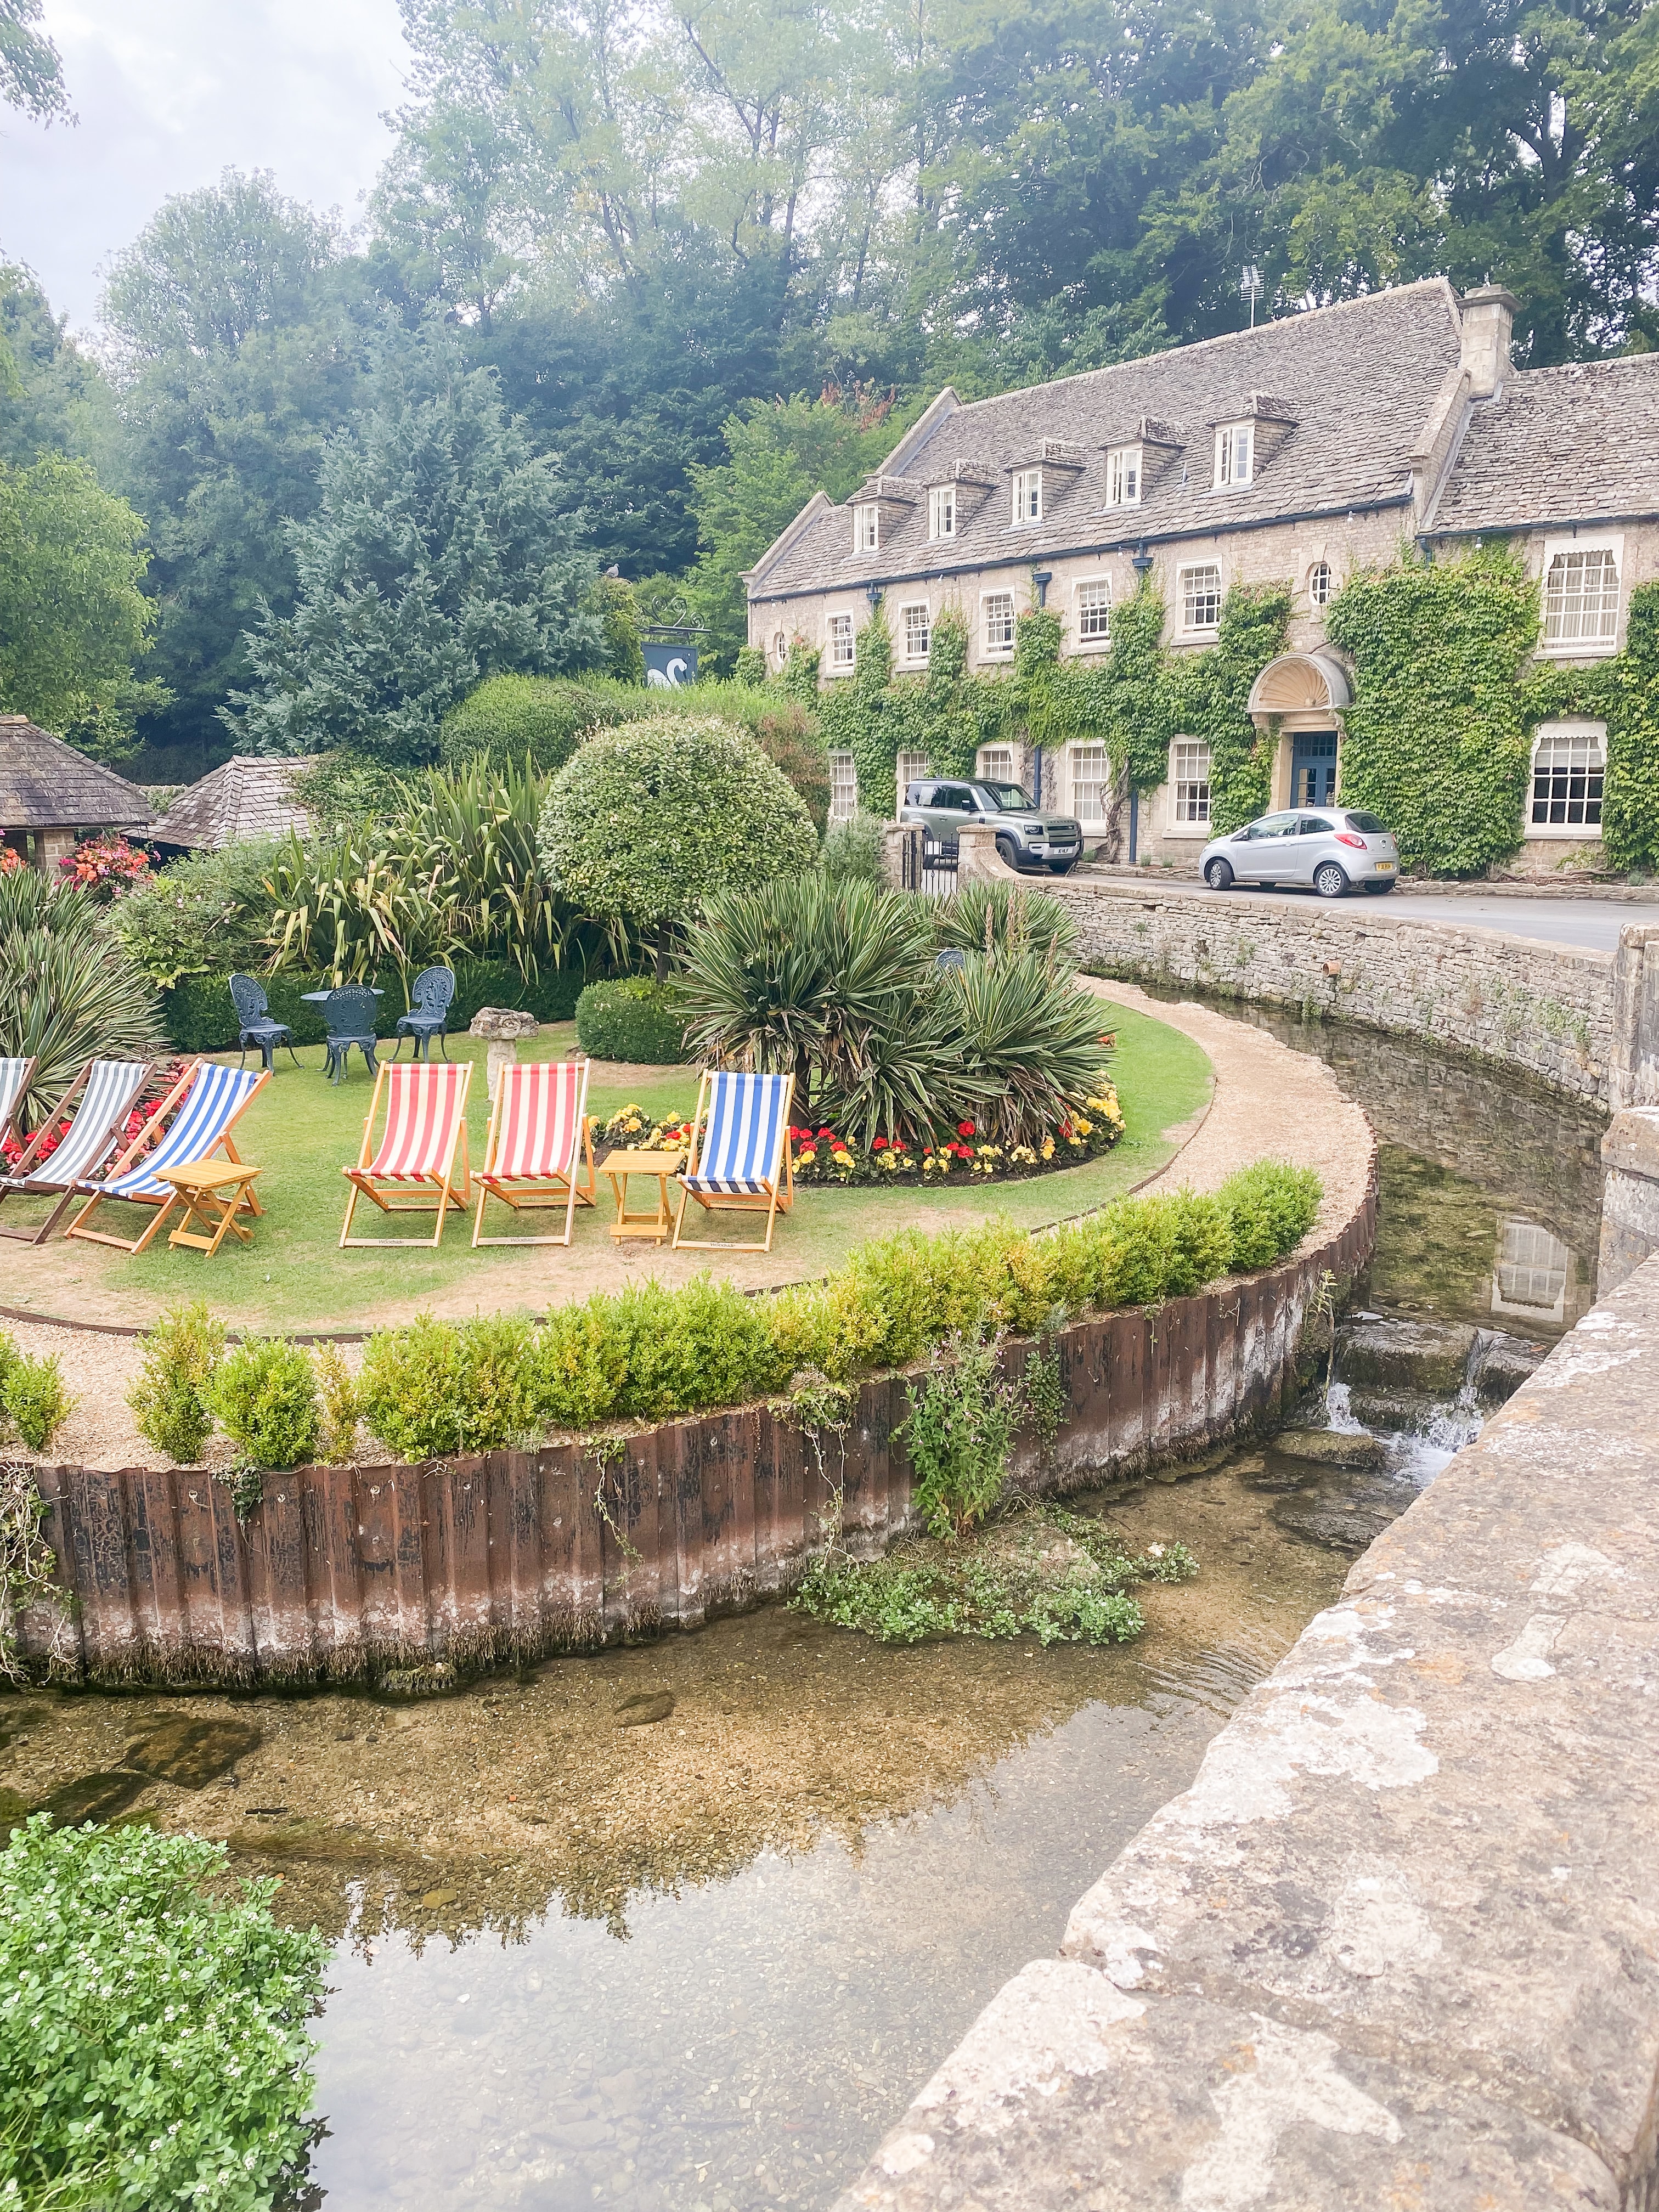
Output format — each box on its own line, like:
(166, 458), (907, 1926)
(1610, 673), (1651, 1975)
(678, 877), (948, 1139)
(403, 758), (571, 983)
(936, 950), (1114, 1147)
(933, 881), (1080, 964)
(0, 873), (166, 1118)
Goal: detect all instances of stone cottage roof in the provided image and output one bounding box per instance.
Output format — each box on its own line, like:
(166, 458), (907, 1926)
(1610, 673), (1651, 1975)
(748, 280), (1465, 600)
(1428, 354), (1659, 535)
(156, 755), (317, 850)
(0, 716), (154, 831)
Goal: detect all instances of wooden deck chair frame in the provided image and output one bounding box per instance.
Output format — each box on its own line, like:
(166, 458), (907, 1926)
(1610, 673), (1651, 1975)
(472, 1058), (596, 1248)
(671, 1069), (795, 1254)
(340, 1059), (472, 1248)
(66, 1061), (270, 1256)
(0, 1056), (155, 1246)
(0, 1056), (37, 1156)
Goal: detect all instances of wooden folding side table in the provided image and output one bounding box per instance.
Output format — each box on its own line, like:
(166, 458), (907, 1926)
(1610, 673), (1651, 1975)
(157, 1160), (264, 1258)
(601, 1149), (683, 1244)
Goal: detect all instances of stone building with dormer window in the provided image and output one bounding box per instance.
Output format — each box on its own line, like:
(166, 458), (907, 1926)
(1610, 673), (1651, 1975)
(745, 281), (1659, 865)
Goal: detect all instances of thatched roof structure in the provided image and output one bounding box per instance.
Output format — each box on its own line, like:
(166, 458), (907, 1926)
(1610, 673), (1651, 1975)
(0, 715), (154, 831)
(157, 754), (317, 850)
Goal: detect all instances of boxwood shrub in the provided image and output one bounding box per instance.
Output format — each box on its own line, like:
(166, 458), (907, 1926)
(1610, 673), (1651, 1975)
(162, 957), (588, 1054)
(574, 978), (690, 1064)
(353, 1161), (1323, 1462)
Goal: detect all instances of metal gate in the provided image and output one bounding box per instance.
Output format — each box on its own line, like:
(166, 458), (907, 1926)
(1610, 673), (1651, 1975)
(898, 827), (957, 896)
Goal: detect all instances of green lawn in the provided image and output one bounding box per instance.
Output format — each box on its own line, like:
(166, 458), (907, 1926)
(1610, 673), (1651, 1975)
(6, 998), (1210, 1335)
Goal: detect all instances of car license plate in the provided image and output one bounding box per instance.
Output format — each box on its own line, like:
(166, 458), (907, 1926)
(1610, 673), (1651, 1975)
(1374, 860), (1396, 872)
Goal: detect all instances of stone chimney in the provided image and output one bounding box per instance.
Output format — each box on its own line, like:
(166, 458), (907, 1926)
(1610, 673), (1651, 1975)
(1459, 285), (1520, 398)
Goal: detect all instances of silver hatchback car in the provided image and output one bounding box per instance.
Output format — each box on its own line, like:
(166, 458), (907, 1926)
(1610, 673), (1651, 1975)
(1200, 807), (1400, 898)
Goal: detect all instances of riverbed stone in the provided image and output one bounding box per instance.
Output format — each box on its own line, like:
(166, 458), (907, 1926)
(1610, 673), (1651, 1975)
(1474, 1331), (1548, 1406)
(840, 1253), (1659, 2211)
(1335, 1316), (1477, 1396)
(616, 1691), (675, 1728)
(124, 1714), (262, 1787)
(1264, 1424), (1386, 1469)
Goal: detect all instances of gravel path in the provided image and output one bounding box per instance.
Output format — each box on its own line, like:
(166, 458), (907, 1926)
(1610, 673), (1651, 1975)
(2, 996), (1370, 1472)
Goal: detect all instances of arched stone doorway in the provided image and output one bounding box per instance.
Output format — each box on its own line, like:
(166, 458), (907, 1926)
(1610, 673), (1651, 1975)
(1247, 652), (1353, 811)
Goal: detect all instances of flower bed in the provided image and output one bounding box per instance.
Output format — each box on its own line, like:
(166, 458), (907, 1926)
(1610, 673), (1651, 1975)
(592, 1103), (694, 1161)
(791, 1090), (1125, 1185)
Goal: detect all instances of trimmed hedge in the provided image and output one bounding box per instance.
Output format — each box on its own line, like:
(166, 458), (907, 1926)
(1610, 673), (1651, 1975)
(353, 1161), (1323, 1460)
(574, 978), (690, 1063)
(162, 958), (589, 1053)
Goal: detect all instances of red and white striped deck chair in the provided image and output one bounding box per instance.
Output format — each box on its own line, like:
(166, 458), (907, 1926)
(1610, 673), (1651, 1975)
(472, 1058), (595, 1247)
(340, 1060), (472, 1248)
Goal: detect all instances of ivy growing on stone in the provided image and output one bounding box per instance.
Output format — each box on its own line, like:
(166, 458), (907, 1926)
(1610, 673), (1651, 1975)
(1527, 580), (1659, 876)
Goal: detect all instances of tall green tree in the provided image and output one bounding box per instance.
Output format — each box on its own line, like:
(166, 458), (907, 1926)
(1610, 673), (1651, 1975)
(227, 326), (604, 762)
(685, 387), (904, 670)
(0, 0), (70, 120)
(0, 453), (159, 752)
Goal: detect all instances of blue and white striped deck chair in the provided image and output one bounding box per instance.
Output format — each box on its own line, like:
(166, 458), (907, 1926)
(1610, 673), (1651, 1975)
(66, 1059), (269, 1255)
(672, 1069), (795, 1252)
(0, 1056), (153, 1245)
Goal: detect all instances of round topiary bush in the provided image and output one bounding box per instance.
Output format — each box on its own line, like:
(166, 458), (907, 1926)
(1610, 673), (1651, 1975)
(575, 978), (690, 1063)
(538, 716), (820, 963)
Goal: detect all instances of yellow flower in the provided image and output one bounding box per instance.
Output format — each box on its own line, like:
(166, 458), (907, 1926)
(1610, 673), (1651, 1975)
(833, 1149), (853, 1166)
(881, 1152), (898, 1170)
(1075, 1118), (1092, 1137)
(1041, 1137), (1055, 1160)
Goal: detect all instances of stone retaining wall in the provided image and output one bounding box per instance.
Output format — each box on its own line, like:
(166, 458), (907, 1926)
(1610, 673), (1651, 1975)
(1059, 875), (1616, 1103)
(840, 1252), (1659, 2212)
(18, 1184), (1375, 1686)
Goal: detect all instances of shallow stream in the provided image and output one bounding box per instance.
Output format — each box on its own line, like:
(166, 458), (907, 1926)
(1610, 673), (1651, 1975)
(0, 1011), (1609, 2212)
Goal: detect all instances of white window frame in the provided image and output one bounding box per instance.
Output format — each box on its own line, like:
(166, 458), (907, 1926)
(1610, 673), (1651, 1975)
(853, 502), (880, 554)
(899, 600), (931, 665)
(1178, 562), (1223, 635)
(1074, 576), (1112, 647)
(928, 484), (956, 541)
(976, 744), (1019, 788)
(826, 611), (856, 673)
(1540, 534), (1622, 657)
(1167, 738), (1212, 836)
(1214, 421), (1254, 488)
(981, 588), (1017, 659)
(1068, 742), (1112, 826)
(1011, 469), (1043, 526)
(827, 750), (859, 826)
(1307, 561), (1334, 608)
(1492, 1217), (1568, 1325)
(896, 749), (932, 812)
(1528, 719), (1606, 838)
(1104, 444), (1141, 507)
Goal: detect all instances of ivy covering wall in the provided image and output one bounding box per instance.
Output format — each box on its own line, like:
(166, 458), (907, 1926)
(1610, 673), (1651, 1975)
(803, 552), (1659, 876)
(817, 579), (1289, 838)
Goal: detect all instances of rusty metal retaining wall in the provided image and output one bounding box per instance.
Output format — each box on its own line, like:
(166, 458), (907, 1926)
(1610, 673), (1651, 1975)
(19, 1183), (1375, 1687)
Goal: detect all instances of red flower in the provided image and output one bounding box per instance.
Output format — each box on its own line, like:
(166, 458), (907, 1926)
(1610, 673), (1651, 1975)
(872, 1136), (888, 1149)
(1058, 1122), (1073, 1139)
(957, 1121), (975, 1138)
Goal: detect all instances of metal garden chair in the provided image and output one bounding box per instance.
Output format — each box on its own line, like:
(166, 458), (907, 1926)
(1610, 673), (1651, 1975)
(394, 965), (457, 1062)
(229, 974), (300, 1072)
(323, 984), (381, 1085)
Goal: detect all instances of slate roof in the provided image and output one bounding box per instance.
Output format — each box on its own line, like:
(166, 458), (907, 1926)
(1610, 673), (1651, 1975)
(0, 716), (154, 831)
(1429, 354), (1659, 534)
(749, 280), (1464, 600)
(156, 755), (316, 850)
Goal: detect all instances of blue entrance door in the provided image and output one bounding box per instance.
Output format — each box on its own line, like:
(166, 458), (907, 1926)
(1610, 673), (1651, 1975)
(1291, 731), (1339, 807)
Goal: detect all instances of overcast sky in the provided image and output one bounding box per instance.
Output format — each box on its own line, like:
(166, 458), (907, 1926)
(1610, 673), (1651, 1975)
(0, 0), (409, 332)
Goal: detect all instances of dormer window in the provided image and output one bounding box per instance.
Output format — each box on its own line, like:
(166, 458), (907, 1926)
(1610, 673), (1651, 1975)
(853, 503), (880, 553)
(928, 484), (956, 540)
(1105, 445), (1141, 507)
(1214, 423), (1254, 488)
(1012, 469), (1043, 525)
